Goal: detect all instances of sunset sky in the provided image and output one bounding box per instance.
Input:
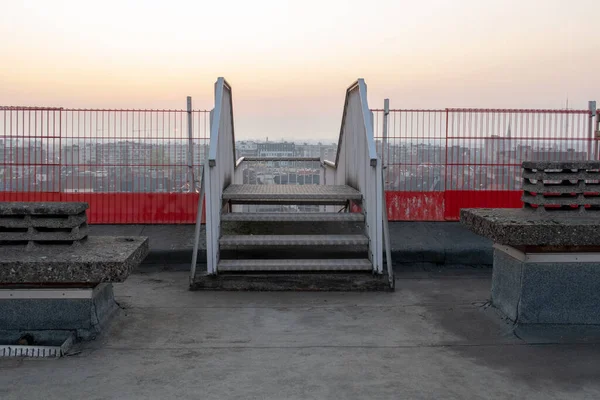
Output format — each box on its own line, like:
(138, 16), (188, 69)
(1, 0), (598, 140)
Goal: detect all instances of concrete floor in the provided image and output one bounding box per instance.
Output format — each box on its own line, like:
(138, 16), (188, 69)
(2, 268), (600, 399)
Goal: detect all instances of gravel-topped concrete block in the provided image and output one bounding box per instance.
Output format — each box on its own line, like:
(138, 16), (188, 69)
(0, 236), (149, 284)
(0, 212), (87, 229)
(0, 223), (89, 243)
(0, 202), (88, 216)
(460, 208), (600, 246)
(522, 161), (600, 170)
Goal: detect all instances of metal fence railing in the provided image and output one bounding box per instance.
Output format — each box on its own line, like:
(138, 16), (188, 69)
(373, 107), (598, 220)
(2, 104), (598, 223)
(1, 106), (210, 223)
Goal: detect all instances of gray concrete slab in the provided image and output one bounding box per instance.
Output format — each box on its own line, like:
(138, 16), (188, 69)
(0, 236), (149, 284)
(2, 269), (600, 399)
(89, 222), (493, 269)
(460, 208), (600, 246)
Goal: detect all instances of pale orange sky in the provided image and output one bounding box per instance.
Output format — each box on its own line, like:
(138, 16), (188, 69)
(1, 0), (598, 140)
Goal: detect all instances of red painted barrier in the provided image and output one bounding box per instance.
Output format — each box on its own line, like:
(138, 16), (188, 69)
(1, 191), (521, 223)
(0, 192), (205, 224)
(385, 191), (444, 221)
(443, 190), (522, 220)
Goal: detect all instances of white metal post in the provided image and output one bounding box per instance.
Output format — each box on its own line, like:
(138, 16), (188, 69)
(187, 96), (194, 191)
(189, 165), (205, 284)
(382, 99), (389, 168)
(206, 108), (216, 274)
(589, 101), (598, 159)
(382, 99), (389, 190)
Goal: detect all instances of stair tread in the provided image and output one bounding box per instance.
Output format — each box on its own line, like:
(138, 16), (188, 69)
(218, 259), (373, 272)
(220, 234), (369, 246)
(223, 184), (362, 201)
(221, 212), (364, 222)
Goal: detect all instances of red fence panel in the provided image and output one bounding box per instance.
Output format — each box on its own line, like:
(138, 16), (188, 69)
(385, 191), (444, 221)
(373, 109), (447, 220)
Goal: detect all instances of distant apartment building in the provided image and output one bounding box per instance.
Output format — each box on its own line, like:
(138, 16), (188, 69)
(295, 142), (337, 161)
(257, 141), (296, 158)
(236, 141), (258, 158)
(257, 141), (296, 166)
(165, 142), (207, 166)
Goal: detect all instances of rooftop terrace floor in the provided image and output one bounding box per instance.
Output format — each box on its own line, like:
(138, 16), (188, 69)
(2, 267), (600, 399)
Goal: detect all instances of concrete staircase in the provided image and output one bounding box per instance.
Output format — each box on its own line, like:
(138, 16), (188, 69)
(217, 184), (372, 273)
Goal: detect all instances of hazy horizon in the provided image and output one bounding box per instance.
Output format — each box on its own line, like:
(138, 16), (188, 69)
(1, 0), (598, 140)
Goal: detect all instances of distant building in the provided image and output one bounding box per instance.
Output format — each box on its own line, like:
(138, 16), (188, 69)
(257, 141), (296, 158)
(236, 141), (258, 158)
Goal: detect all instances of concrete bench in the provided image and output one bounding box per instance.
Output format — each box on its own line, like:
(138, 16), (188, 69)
(0, 202), (149, 349)
(461, 161), (600, 327)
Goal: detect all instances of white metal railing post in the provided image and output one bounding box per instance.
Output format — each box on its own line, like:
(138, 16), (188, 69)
(381, 166), (394, 288)
(589, 101), (597, 159)
(206, 108), (215, 274)
(187, 96), (194, 191)
(383, 99), (389, 169)
(189, 165), (205, 284)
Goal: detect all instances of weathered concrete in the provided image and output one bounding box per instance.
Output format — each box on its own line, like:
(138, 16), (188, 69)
(0, 236), (149, 284)
(522, 160), (600, 170)
(89, 222), (494, 269)
(0, 284), (118, 341)
(0, 224), (89, 243)
(493, 247), (600, 325)
(0, 202), (89, 245)
(460, 208), (600, 246)
(0, 212), (87, 229)
(0, 202), (88, 215)
(522, 160), (600, 211)
(2, 269), (600, 399)
(192, 272), (393, 291)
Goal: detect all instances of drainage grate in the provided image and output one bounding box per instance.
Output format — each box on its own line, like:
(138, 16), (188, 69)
(0, 334), (74, 359)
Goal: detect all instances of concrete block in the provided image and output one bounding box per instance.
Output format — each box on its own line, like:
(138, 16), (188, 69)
(492, 247), (600, 325)
(0, 236), (149, 284)
(491, 249), (523, 321)
(0, 202), (90, 245)
(520, 262), (600, 325)
(0, 284), (118, 340)
(0, 202), (88, 216)
(0, 223), (89, 243)
(0, 211), (87, 229)
(460, 208), (600, 246)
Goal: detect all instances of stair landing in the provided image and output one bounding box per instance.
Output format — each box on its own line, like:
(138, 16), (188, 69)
(222, 184), (361, 204)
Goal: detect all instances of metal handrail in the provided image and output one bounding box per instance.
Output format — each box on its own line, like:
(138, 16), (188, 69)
(208, 77), (235, 167)
(333, 79), (379, 168)
(205, 77), (236, 275)
(329, 78), (383, 274)
(238, 156), (322, 162)
(322, 160), (336, 168)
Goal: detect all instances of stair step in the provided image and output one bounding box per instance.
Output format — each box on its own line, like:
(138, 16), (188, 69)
(218, 259), (373, 272)
(221, 212), (364, 222)
(220, 234), (369, 247)
(222, 184), (361, 204)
